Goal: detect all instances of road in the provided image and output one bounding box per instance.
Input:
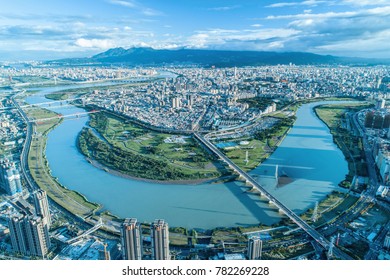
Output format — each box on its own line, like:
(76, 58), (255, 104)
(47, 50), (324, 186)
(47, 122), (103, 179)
(11, 91), (97, 218)
(10, 93), (38, 193)
(365, 221), (390, 260)
(194, 132), (353, 260)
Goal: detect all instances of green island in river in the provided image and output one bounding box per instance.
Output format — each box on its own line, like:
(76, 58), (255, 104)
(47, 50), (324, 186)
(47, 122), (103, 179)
(32, 94), (381, 252)
(77, 111), (226, 182)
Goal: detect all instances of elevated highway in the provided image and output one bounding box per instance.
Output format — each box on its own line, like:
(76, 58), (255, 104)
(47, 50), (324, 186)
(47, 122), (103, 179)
(10, 95), (38, 192)
(194, 132), (353, 259)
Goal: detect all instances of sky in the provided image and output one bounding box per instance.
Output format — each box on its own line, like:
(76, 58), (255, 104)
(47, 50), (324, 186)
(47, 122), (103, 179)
(0, 0), (389, 60)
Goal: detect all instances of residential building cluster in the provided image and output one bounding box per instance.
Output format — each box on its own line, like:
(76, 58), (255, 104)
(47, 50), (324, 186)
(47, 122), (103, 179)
(0, 159), (23, 196)
(1, 64), (390, 260)
(0, 65), (157, 84)
(373, 139), (390, 195)
(121, 218), (170, 260)
(83, 66), (389, 131)
(360, 99), (390, 199)
(0, 109), (26, 155)
(7, 190), (51, 258)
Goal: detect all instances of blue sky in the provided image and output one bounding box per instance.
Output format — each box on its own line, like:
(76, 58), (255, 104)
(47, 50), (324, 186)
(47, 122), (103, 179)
(0, 0), (389, 60)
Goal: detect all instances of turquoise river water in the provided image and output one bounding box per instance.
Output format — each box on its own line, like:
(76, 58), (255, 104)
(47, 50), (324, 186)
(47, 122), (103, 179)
(25, 85), (348, 229)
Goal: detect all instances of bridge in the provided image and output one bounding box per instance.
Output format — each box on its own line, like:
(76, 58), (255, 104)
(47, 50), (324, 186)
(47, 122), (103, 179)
(66, 218), (104, 244)
(30, 110), (100, 123)
(0, 98), (79, 111)
(194, 132), (353, 259)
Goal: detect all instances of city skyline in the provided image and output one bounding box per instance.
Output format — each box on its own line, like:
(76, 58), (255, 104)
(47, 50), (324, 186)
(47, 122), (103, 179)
(0, 0), (389, 60)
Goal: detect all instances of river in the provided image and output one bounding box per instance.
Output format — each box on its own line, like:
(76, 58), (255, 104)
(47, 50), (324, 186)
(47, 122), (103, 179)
(25, 83), (349, 229)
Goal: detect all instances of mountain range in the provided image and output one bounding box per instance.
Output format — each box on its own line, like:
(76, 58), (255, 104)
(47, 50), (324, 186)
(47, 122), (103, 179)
(49, 47), (389, 67)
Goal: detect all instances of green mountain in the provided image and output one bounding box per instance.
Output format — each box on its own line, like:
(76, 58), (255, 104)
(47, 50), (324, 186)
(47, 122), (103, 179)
(49, 47), (389, 67)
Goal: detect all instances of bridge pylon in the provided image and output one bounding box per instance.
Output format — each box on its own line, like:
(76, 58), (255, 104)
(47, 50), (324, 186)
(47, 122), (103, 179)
(311, 201), (319, 223)
(327, 236), (335, 259)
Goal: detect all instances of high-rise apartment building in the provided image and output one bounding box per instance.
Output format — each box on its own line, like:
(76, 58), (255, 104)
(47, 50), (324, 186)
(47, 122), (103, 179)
(151, 219), (170, 260)
(121, 218), (142, 260)
(384, 233), (390, 249)
(8, 214), (51, 258)
(0, 160), (23, 196)
(247, 236), (263, 260)
(33, 190), (51, 228)
(171, 97), (181, 109)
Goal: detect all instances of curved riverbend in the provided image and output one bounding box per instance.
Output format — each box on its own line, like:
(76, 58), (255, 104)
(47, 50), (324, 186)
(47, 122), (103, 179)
(26, 85), (349, 229)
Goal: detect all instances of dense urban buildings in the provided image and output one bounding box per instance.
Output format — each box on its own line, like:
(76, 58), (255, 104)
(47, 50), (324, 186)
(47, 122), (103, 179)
(79, 66), (389, 132)
(0, 64), (389, 261)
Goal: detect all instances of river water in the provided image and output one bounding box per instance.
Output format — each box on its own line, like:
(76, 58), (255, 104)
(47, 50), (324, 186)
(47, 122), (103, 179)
(25, 83), (348, 229)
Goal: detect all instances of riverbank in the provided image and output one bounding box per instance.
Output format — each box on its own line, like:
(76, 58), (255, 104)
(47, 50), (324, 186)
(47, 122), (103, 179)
(84, 156), (233, 185)
(44, 80), (159, 101)
(300, 190), (359, 227)
(25, 106), (100, 217)
(314, 102), (372, 188)
(220, 111), (297, 172)
(45, 92), (71, 100)
(31, 92), (362, 230)
(77, 111), (224, 181)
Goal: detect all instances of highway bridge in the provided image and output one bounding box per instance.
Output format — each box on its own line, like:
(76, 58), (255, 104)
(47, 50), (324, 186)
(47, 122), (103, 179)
(0, 98), (79, 111)
(10, 96), (38, 193)
(31, 110), (100, 123)
(194, 132), (353, 259)
(66, 218), (104, 245)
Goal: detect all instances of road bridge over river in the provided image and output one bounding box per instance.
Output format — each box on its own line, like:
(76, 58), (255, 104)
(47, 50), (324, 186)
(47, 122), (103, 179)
(194, 132), (353, 260)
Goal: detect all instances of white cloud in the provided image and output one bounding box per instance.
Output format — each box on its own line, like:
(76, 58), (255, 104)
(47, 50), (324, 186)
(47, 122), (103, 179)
(154, 43), (180, 49)
(264, 5), (390, 57)
(208, 5), (241, 11)
(107, 0), (163, 16)
(186, 28), (300, 50)
(187, 33), (210, 48)
(267, 6), (390, 20)
(75, 38), (115, 49)
(341, 0), (389, 6)
(108, 0), (136, 8)
(266, 1), (329, 8)
(251, 24), (262, 28)
(142, 8), (163, 16)
(314, 29), (390, 58)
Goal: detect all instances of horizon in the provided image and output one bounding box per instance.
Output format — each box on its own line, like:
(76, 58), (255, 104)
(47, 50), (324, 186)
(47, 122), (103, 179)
(0, 46), (387, 64)
(0, 0), (389, 61)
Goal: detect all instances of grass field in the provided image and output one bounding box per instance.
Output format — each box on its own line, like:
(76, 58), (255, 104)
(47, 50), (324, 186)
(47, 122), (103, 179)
(11, 76), (53, 84)
(211, 228), (247, 244)
(25, 106), (99, 217)
(45, 92), (71, 100)
(79, 111), (222, 181)
(45, 81), (157, 100)
(265, 242), (314, 260)
(315, 102), (372, 185)
(222, 138), (270, 172)
(218, 115), (294, 172)
(102, 116), (214, 170)
(300, 190), (360, 227)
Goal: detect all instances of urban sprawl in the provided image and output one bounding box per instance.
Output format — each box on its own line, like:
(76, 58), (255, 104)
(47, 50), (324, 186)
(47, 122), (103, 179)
(0, 64), (390, 260)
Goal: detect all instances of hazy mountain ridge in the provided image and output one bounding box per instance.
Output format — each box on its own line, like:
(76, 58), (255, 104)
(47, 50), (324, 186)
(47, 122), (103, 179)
(49, 47), (389, 67)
